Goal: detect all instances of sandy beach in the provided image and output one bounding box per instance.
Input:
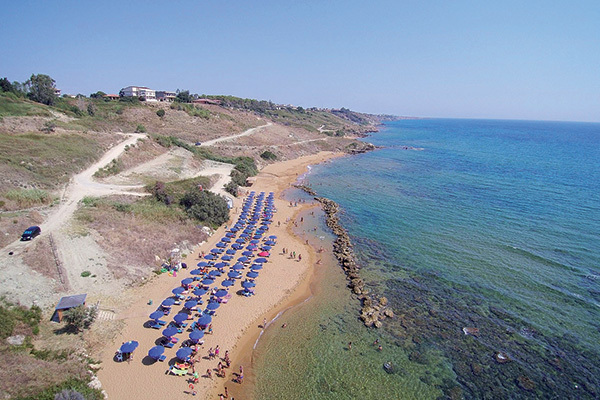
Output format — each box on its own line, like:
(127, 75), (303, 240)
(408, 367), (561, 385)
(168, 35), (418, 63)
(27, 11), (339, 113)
(95, 151), (344, 399)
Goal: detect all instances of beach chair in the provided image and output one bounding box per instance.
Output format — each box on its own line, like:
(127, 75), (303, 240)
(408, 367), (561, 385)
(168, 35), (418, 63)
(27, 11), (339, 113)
(150, 322), (161, 329)
(158, 355), (166, 362)
(168, 365), (188, 376)
(157, 319), (167, 325)
(165, 341), (175, 349)
(115, 351), (123, 362)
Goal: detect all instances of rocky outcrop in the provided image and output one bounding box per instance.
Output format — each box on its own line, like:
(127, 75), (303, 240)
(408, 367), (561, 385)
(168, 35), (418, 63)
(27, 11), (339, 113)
(313, 196), (394, 328)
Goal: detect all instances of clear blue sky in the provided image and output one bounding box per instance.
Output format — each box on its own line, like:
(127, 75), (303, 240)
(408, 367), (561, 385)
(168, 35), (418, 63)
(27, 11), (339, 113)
(2, 1), (599, 122)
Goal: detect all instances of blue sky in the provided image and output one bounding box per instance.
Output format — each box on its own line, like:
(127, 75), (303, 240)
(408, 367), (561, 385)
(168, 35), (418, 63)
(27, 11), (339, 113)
(1, 1), (599, 122)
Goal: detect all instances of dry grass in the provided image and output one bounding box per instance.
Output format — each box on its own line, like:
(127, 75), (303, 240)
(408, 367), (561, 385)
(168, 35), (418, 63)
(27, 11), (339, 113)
(0, 209), (44, 248)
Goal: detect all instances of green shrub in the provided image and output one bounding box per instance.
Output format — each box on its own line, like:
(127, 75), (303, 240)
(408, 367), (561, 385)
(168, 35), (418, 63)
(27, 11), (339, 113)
(225, 181), (239, 197)
(93, 158), (122, 178)
(80, 271), (91, 278)
(260, 150), (277, 161)
(135, 124), (146, 133)
(156, 109), (165, 118)
(180, 189), (229, 227)
(5, 188), (51, 207)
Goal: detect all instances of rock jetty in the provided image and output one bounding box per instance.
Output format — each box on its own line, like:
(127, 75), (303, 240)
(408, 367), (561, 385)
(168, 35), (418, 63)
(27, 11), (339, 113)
(311, 194), (394, 328)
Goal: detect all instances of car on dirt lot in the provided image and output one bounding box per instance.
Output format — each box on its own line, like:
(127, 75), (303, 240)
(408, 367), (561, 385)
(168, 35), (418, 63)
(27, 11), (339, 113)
(21, 226), (41, 241)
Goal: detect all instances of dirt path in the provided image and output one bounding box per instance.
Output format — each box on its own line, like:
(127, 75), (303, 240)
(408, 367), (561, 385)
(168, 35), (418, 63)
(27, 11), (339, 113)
(201, 122), (272, 146)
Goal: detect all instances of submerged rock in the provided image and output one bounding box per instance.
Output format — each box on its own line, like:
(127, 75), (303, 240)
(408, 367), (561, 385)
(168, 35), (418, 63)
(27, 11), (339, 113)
(495, 351), (511, 364)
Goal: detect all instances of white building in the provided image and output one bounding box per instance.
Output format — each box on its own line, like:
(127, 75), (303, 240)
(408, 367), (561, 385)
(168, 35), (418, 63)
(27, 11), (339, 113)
(156, 91), (176, 102)
(120, 86), (156, 101)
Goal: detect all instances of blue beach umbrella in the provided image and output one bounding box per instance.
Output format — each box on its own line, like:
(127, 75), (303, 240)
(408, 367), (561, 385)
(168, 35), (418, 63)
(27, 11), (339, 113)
(269, 235), (277, 239)
(250, 239), (260, 244)
(251, 264), (263, 271)
(204, 254), (215, 260)
(222, 255), (233, 261)
(226, 249), (237, 255)
(174, 313), (189, 324)
(242, 251), (254, 257)
(265, 240), (276, 246)
(208, 270), (221, 277)
(235, 238), (246, 244)
(226, 232), (236, 237)
(215, 289), (228, 298)
(214, 262), (227, 269)
(172, 287), (185, 295)
(162, 326), (178, 337)
(189, 330), (204, 343)
(190, 269), (202, 276)
(242, 281), (256, 288)
(221, 279), (235, 287)
(231, 263), (244, 270)
(254, 257), (267, 264)
(193, 288), (207, 296)
(240, 233), (249, 238)
(228, 271), (242, 279)
(221, 237), (231, 243)
(247, 271), (259, 278)
(149, 311), (164, 320)
(216, 242), (227, 248)
(197, 261), (209, 267)
(206, 301), (220, 310)
(176, 347), (193, 361)
(162, 298), (175, 307)
(201, 278), (214, 285)
(181, 278), (194, 286)
(184, 300), (198, 309)
(238, 256), (249, 263)
(211, 248), (222, 254)
(232, 244), (243, 250)
(253, 235), (263, 240)
(148, 345), (165, 360)
(198, 314), (212, 327)
(261, 246), (272, 251)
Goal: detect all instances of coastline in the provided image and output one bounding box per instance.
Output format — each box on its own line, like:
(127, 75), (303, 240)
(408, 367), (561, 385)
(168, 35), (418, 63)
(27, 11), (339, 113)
(95, 151), (345, 400)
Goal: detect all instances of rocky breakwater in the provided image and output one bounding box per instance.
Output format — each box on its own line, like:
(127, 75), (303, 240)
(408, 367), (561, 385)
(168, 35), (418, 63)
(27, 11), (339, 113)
(315, 196), (394, 328)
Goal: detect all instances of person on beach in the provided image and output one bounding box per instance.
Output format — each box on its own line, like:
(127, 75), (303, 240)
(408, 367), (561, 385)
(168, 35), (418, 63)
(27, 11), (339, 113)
(298, 254), (302, 262)
(224, 350), (230, 362)
(208, 324), (213, 334)
(373, 339), (379, 346)
(206, 368), (212, 379)
(348, 341), (352, 350)
(378, 345), (383, 352)
(208, 348), (215, 360)
(224, 387), (229, 398)
(215, 345), (220, 358)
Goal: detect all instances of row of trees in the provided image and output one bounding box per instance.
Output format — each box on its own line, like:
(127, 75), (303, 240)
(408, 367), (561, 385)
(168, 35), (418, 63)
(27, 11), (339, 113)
(1, 74), (58, 106)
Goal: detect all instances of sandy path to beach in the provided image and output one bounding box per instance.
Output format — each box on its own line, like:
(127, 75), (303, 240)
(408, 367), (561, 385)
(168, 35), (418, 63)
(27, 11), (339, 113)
(201, 122), (272, 147)
(96, 151), (343, 400)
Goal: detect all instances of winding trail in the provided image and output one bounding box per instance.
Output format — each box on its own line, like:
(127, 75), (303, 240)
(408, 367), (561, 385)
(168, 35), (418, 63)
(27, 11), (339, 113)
(201, 122), (272, 146)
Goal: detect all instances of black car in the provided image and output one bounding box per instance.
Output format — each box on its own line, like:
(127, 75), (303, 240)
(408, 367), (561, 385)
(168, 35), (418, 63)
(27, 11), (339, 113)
(21, 226), (41, 241)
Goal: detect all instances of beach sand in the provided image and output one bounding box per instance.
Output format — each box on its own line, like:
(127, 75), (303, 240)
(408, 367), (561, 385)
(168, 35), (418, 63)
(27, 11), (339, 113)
(95, 151), (344, 400)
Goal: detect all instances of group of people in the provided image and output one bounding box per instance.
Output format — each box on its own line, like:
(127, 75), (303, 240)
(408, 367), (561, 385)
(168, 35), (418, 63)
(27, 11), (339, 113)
(281, 247), (302, 261)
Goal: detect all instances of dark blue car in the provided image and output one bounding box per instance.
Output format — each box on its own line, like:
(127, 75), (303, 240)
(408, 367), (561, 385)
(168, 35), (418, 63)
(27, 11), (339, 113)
(21, 226), (41, 241)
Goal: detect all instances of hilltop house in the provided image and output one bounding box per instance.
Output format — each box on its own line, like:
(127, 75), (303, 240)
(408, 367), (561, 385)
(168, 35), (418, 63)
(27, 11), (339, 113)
(156, 91), (176, 102)
(120, 86), (157, 101)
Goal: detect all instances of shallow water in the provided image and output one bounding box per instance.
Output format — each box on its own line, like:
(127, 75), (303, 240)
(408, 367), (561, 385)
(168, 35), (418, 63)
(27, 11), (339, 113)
(253, 119), (600, 399)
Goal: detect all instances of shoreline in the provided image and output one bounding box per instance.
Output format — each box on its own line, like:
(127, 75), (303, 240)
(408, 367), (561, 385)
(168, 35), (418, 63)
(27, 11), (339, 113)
(95, 151), (345, 400)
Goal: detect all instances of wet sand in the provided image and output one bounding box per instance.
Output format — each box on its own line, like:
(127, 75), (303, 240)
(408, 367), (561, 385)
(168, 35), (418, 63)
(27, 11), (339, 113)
(96, 152), (344, 400)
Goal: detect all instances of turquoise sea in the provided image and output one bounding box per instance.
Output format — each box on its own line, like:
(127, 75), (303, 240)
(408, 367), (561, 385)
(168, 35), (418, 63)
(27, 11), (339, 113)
(253, 119), (600, 399)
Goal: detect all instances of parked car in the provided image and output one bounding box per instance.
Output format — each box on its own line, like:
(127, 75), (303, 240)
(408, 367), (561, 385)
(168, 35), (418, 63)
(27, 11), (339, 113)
(21, 226), (41, 241)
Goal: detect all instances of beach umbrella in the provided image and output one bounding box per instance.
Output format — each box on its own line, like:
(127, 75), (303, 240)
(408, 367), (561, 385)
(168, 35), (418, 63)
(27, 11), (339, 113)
(235, 238), (246, 244)
(242, 251), (254, 257)
(225, 232), (236, 238)
(242, 281), (256, 289)
(215, 289), (228, 298)
(251, 264), (263, 271)
(221, 237), (231, 243)
(204, 254), (215, 260)
(221, 279), (235, 287)
(258, 251), (270, 257)
(238, 256), (249, 263)
(148, 345), (165, 360)
(240, 233), (249, 238)
(264, 240), (276, 246)
(216, 242), (227, 248)
(261, 246), (272, 251)
(181, 278), (194, 286)
(250, 239), (260, 244)
(162, 327), (178, 337)
(174, 313), (189, 324)
(184, 300), (198, 309)
(198, 314), (212, 327)
(190, 269), (202, 276)
(193, 288), (207, 296)
(231, 263), (244, 271)
(214, 262), (227, 269)
(246, 244), (258, 250)
(228, 271), (242, 279)
(232, 244), (243, 250)
(247, 271), (259, 278)
(253, 235), (263, 240)
(119, 340), (139, 353)
(211, 248), (222, 254)
(269, 235), (277, 239)
(189, 330), (204, 343)
(172, 287), (185, 296)
(162, 298), (175, 307)
(197, 261), (209, 267)
(206, 301), (220, 310)
(208, 270), (221, 277)
(229, 227), (239, 233)
(149, 311), (164, 320)
(201, 278), (214, 285)
(226, 249), (237, 255)
(176, 347), (193, 361)
(254, 257), (267, 264)
(222, 255), (233, 261)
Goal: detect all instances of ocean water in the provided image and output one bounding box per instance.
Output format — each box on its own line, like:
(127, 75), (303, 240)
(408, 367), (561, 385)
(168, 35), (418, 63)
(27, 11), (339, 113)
(253, 119), (600, 399)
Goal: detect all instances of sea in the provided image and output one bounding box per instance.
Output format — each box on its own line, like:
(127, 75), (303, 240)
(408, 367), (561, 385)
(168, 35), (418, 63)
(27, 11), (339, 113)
(251, 119), (600, 399)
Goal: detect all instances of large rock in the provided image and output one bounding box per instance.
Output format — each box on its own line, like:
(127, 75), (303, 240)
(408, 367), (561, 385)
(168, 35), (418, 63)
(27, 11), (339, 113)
(6, 335), (25, 346)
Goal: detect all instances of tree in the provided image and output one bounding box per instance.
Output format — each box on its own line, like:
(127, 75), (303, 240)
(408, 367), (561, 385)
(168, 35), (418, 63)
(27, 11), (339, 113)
(25, 74), (57, 105)
(62, 305), (97, 332)
(176, 90), (192, 103)
(90, 91), (106, 98)
(156, 109), (165, 118)
(0, 77), (13, 92)
(180, 189), (229, 226)
(87, 102), (96, 116)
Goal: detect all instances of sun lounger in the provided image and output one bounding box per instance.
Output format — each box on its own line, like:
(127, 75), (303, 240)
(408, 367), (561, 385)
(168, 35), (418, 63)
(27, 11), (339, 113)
(165, 341), (175, 349)
(158, 354), (166, 362)
(168, 365), (188, 376)
(150, 322), (161, 329)
(157, 319), (167, 325)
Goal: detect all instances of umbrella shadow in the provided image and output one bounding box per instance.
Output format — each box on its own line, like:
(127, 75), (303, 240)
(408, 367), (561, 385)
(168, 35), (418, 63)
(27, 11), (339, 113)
(142, 355), (157, 366)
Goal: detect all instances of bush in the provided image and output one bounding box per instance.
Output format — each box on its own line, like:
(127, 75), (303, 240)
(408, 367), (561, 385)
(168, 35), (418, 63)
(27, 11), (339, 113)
(62, 305), (97, 333)
(180, 189), (229, 227)
(156, 109), (165, 118)
(260, 150), (277, 161)
(93, 158), (122, 178)
(135, 124), (146, 133)
(224, 181), (239, 197)
(5, 188), (51, 207)
(80, 271), (91, 278)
